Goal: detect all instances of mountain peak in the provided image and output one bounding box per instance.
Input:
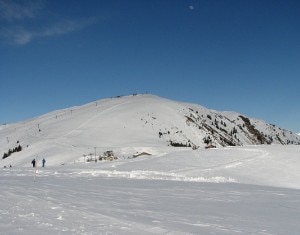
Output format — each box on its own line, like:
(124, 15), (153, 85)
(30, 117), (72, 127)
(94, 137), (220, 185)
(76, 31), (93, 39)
(1, 94), (299, 166)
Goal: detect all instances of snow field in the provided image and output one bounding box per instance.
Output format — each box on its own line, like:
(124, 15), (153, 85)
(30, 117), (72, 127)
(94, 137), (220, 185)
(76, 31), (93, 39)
(1, 95), (300, 234)
(1, 145), (300, 234)
(1, 167), (300, 235)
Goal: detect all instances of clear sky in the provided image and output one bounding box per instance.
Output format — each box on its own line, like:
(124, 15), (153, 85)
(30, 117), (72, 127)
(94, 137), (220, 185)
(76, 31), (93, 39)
(1, 0), (300, 133)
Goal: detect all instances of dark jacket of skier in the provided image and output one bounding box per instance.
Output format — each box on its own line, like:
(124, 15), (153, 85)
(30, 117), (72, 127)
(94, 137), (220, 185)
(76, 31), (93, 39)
(31, 159), (36, 168)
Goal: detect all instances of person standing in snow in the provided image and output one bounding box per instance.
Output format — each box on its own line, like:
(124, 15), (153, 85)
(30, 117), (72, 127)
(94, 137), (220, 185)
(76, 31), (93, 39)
(31, 159), (36, 168)
(42, 158), (46, 167)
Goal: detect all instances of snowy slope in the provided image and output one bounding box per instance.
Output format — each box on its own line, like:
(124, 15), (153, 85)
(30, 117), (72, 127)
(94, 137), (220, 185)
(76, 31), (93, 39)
(1, 145), (300, 234)
(1, 94), (300, 234)
(1, 94), (299, 167)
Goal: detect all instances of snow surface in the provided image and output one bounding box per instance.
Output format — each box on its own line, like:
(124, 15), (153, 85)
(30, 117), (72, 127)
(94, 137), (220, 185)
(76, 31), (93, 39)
(1, 95), (300, 234)
(1, 95), (299, 166)
(2, 145), (300, 234)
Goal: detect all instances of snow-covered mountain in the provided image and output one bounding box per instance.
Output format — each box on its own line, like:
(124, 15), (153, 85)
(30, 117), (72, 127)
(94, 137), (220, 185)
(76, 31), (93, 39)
(1, 94), (299, 167)
(2, 94), (300, 234)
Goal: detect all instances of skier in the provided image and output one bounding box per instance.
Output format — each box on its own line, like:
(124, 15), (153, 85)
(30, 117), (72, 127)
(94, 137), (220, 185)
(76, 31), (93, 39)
(31, 159), (36, 168)
(42, 158), (46, 167)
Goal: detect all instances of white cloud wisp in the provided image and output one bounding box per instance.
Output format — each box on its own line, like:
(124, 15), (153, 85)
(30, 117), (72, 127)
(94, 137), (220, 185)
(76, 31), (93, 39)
(1, 18), (95, 45)
(0, 0), (44, 21)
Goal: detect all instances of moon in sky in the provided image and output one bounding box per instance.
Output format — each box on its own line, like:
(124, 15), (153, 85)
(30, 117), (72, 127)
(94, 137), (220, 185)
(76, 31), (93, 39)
(189, 5), (194, 10)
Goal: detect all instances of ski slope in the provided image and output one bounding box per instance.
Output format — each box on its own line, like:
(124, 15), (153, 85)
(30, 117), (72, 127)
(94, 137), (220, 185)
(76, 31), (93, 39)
(1, 95), (299, 170)
(1, 95), (300, 234)
(1, 145), (300, 234)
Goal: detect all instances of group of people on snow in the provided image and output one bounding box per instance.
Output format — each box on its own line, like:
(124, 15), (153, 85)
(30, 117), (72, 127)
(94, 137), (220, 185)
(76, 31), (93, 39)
(3, 158), (46, 169)
(3, 164), (12, 168)
(31, 158), (46, 168)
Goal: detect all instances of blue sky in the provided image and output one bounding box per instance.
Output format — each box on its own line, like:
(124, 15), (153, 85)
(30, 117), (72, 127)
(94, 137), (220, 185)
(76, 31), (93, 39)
(1, 0), (300, 132)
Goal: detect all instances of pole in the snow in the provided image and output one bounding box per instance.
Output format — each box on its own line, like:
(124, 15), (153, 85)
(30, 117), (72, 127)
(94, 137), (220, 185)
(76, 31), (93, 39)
(34, 156), (38, 182)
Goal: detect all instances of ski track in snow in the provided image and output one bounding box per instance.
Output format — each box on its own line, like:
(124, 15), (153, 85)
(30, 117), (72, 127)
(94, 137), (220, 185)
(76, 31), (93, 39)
(65, 169), (237, 183)
(61, 100), (133, 138)
(1, 167), (300, 235)
(215, 148), (269, 170)
(1, 168), (236, 183)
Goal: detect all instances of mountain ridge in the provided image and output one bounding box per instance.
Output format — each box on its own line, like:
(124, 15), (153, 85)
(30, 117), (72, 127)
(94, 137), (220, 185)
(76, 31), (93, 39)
(1, 94), (299, 166)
